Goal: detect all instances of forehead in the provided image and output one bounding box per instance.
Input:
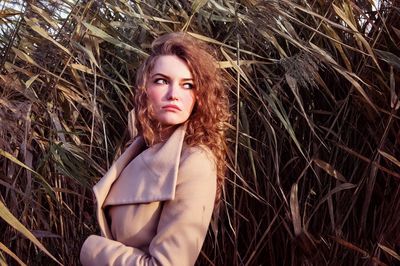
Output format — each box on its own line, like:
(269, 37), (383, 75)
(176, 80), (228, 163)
(150, 55), (193, 79)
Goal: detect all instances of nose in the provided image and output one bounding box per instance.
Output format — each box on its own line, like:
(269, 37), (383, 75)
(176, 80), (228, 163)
(167, 82), (179, 101)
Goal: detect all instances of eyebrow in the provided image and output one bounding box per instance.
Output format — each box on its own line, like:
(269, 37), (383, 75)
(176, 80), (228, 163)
(151, 73), (193, 81)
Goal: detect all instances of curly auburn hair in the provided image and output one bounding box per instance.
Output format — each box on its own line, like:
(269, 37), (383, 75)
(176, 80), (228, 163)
(133, 32), (230, 202)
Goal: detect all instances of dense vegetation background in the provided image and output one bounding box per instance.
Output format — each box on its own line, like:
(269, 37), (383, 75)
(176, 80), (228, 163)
(1, 0), (399, 265)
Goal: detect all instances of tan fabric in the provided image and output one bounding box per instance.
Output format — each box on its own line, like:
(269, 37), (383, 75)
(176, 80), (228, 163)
(80, 124), (217, 266)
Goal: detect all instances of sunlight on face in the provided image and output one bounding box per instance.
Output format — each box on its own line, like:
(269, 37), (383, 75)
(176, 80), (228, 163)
(146, 55), (196, 126)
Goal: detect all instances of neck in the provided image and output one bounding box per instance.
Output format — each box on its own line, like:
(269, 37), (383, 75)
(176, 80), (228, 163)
(154, 125), (178, 143)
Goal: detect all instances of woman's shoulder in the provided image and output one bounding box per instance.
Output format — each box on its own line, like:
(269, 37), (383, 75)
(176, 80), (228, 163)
(179, 144), (217, 176)
(177, 144), (217, 188)
(181, 144), (215, 164)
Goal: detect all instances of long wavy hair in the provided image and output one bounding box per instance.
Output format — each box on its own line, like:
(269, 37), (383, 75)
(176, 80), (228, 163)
(133, 32), (230, 203)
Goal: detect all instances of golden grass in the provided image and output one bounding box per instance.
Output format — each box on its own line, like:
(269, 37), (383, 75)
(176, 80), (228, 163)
(1, 0), (399, 265)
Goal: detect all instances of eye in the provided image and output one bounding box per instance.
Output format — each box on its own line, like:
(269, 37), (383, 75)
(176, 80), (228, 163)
(154, 78), (167, 85)
(182, 82), (194, 89)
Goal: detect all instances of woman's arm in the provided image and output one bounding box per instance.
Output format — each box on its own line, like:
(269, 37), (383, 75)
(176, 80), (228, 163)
(80, 147), (217, 266)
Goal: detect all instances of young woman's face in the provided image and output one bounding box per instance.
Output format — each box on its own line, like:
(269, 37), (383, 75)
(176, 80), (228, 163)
(146, 55), (196, 126)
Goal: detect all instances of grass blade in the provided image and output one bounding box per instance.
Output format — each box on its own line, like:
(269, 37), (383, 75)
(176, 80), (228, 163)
(0, 201), (61, 265)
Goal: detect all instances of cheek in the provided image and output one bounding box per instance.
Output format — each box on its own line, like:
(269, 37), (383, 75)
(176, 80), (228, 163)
(184, 92), (196, 110)
(146, 88), (161, 106)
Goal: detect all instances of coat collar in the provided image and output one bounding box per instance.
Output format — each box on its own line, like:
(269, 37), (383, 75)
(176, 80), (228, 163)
(93, 123), (187, 238)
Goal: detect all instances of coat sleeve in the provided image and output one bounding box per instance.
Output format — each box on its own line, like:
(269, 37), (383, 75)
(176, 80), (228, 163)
(80, 147), (217, 266)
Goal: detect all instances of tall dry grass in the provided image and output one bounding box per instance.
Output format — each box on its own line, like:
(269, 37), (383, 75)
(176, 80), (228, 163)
(0, 0), (399, 265)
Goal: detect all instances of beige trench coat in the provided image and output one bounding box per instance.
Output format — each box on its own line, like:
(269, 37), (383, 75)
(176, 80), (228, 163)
(80, 124), (217, 266)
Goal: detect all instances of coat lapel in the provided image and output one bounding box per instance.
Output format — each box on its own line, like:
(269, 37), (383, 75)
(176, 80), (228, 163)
(93, 136), (145, 237)
(138, 124), (185, 200)
(93, 123), (187, 238)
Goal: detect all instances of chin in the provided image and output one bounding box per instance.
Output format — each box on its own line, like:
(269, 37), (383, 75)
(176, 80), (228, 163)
(157, 115), (188, 126)
(161, 121), (185, 126)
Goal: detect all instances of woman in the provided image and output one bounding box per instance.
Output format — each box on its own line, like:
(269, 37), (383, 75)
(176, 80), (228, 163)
(80, 32), (229, 265)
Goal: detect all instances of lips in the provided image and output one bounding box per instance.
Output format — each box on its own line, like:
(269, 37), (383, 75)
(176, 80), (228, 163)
(162, 104), (181, 111)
